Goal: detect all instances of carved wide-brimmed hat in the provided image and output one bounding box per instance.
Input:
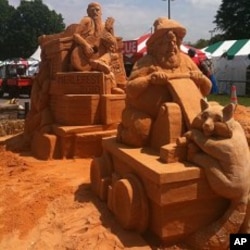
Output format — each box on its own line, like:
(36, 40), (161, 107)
(146, 17), (186, 47)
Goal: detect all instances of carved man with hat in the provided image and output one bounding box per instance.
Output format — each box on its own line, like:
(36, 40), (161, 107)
(117, 17), (212, 147)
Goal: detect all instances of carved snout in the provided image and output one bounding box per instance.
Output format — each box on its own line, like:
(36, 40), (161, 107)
(202, 118), (214, 136)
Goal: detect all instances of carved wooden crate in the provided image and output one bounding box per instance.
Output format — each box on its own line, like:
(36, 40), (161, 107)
(50, 94), (101, 126)
(44, 37), (73, 56)
(44, 37), (74, 77)
(52, 124), (118, 159)
(100, 94), (125, 125)
(74, 129), (117, 158)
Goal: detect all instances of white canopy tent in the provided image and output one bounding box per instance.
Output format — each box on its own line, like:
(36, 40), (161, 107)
(203, 39), (250, 95)
(30, 46), (41, 61)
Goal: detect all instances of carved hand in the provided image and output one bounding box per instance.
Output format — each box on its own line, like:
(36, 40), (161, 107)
(105, 17), (115, 31)
(189, 70), (204, 81)
(150, 72), (169, 85)
(84, 45), (94, 58)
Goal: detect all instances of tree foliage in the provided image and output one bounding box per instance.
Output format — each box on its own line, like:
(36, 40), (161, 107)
(0, 0), (15, 44)
(190, 0), (250, 46)
(0, 0), (65, 60)
(191, 39), (209, 49)
(214, 0), (250, 40)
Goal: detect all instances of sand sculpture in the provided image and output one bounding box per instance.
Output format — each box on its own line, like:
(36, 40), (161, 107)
(90, 17), (250, 249)
(185, 100), (250, 249)
(6, 2), (127, 160)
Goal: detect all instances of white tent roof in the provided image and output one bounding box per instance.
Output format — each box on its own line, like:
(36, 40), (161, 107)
(203, 39), (250, 59)
(30, 46), (41, 61)
(203, 40), (250, 95)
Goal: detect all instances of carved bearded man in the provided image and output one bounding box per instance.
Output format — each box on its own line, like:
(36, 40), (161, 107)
(71, 2), (114, 71)
(117, 17), (212, 147)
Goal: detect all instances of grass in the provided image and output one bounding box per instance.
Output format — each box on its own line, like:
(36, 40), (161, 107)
(207, 94), (250, 107)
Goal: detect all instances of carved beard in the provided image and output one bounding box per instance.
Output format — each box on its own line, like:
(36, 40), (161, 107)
(156, 50), (181, 69)
(93, 17), (103, 36)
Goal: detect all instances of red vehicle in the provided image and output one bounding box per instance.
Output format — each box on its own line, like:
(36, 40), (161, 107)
(0, 59), (38, 98)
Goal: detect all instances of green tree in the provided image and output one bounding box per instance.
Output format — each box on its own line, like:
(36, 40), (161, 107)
(209, 34), (224, 45)
(0, 0), (15, 59)
(192, 39), (210, 49)
(1, 0), (65, 60)
(214, 0), (250, 40)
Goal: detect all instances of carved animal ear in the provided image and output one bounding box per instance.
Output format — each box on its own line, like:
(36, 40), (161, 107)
(222, 103), (235, 121)
(200, 98), (209, 111)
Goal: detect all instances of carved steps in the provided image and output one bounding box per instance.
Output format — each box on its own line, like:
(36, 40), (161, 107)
(52, 124), (117, 159)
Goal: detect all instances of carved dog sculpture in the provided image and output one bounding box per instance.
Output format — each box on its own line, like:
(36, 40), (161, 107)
(185, 99), (250, 250)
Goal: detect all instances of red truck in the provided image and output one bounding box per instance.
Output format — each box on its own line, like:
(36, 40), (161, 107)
(0, 59), (38, 98)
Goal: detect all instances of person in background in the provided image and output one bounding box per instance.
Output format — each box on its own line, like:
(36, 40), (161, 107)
(204, 57), (219, 94)
(188, 48), (218, 94)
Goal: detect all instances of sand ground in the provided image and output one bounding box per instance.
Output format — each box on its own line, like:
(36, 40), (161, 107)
(0, 139), (168, 250)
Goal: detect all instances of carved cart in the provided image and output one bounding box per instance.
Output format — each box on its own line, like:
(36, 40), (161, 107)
(90, 77), (229, 246)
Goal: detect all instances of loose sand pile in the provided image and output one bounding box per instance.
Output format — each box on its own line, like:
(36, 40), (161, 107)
(0, 143), (164, 250)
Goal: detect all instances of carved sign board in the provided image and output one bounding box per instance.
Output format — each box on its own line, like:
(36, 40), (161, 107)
(50, 72), (105, 95)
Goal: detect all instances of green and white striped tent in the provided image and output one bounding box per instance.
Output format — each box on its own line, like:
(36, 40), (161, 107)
(204, 39), (250, 59)
(203, 39), (250, 95)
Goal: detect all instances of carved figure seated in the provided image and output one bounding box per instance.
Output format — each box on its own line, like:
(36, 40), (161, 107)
(70, 2), (125, 93)
(117, 17), (212, 148)
(70, 15), (115, 72)
(184, 99), (250, 249)
(38, 2), (126, 93)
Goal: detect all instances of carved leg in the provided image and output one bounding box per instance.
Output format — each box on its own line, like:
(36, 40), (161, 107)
(187, 142), (200, 162)
(90, 60), (111, 74)
(116, 108), (152, 147)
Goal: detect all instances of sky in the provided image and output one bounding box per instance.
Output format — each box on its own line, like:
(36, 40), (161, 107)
(8, 0), (222, 43)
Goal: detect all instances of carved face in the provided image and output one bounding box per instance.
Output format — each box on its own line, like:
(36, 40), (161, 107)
(87, 4), (102, 20)
(154, 30), (181, 69)
(200, 108), (224, 136)
(196, 99), (235, 137)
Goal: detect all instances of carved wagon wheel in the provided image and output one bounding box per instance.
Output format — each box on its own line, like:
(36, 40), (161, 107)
(90, 151), (113, 201)
(111, 173), (149, 233)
